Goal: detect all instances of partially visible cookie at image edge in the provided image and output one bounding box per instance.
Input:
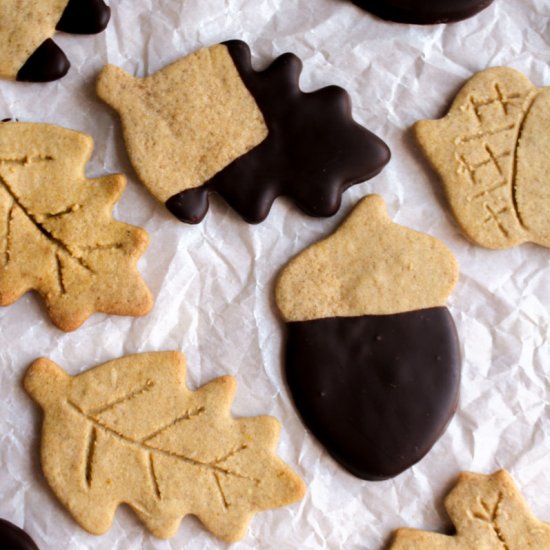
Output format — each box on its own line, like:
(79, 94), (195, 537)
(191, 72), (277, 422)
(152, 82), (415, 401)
(389, 470), (550, 549)
(0, 122), (153, 331)
(0, 519), (39, 550)
(415, 67), (550, 250)
(24, 352), (305, 541)
(350, 0), (494, 25)
(0, 0), (110, 82)
(97, 40), (390, 224)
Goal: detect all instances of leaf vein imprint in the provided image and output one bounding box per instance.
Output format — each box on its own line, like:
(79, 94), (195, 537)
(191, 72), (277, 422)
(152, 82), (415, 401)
(88, 379), (155, 415)
(0, 174), (95, 274)
(85, 426), (98, 488)
(141, 407), (206, 443)
(148, 452), (162, 499)
(66, 400), (260, 483)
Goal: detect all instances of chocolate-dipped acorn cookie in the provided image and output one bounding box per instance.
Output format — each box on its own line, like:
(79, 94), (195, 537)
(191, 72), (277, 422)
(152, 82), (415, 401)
(351, 0), (494, 24)
(97, 41), (390, 224)
(1, 0), (110, 82)
(275, 195), (461, 480)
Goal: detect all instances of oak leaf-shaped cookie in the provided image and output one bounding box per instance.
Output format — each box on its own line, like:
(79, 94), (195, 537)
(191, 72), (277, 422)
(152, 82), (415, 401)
(24, 352), (305, 541)
(0, 0), (110, 82)
(389, 470), (550, 549)
(0, 122), (152, 331)
(415, 67), (550, 249)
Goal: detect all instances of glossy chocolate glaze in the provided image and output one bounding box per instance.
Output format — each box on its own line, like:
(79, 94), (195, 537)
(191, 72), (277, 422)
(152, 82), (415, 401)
(351, 0), (494, 24)
(0, 519), (39, 550)
(16, 39), (70, 82)
(284, 308), (460, 480)
(166, 40), (390, 224)
(56, 0), (111, 34)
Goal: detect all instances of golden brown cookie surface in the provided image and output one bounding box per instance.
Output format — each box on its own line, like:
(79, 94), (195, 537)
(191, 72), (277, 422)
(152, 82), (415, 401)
(415, 67), (550, 249)
(276, 194), (458, 322)
(0, 122), (152, 331)
(24, 352), (305, 541)
(389, 470), (550, 549)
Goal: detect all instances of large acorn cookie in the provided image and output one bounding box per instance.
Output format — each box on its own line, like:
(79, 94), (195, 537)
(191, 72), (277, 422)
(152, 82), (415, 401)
(97, 41), (390, 224)
(0, 0), (110, 82)
(275, 195), (460, 480)
(415, 67), (550, 249)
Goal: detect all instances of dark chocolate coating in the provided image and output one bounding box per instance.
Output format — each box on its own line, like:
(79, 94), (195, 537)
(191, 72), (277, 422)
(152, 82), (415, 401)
(166, 40), (390, 224)
(56, 0), (111, 34)
(0, 519), (39, 550)
(16, 39), (70, 82)
(351, 0), (494, 24)
(284, 308), (460, 480)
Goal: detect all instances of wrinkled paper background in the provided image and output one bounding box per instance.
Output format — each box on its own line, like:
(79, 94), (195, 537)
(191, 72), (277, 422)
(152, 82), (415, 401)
(1, 0), (550, 548)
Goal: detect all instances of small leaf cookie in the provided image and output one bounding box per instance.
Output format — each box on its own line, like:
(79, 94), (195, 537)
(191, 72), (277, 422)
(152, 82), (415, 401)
(0, 0), (110, 82)
(97, 40), (390, 224)
(0, 122), (152, 331)
(389, 470), (550, 549)
(415, 67), (550, 249)
(275, 195), (460, 480)
(24, 352), (306, 541)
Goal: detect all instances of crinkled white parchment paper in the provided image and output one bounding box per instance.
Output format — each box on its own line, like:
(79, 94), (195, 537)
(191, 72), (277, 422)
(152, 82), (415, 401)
(1, 0), (550, 548)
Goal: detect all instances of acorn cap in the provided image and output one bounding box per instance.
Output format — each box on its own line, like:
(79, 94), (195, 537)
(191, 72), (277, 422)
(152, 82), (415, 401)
(275, 195), (458, 322)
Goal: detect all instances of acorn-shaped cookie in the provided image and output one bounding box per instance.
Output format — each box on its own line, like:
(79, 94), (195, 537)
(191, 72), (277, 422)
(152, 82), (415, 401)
(1, 0), (110, 82)
(97, 41), (390, 224)
(275, 195), (460, 480)
(415, 67), (550, 249)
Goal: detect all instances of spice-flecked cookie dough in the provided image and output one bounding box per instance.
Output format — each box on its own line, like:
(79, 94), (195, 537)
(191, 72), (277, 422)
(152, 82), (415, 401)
(350, 0), (494, 24)
(97, 40), (390, 224)
(0, 122), (153, 331)
(275, 195), (460, 480)
(24, 352), (305, 541)
(0, 0), (110, 82)
(415, 67), (550, 249)
(389, 470), (550, 549)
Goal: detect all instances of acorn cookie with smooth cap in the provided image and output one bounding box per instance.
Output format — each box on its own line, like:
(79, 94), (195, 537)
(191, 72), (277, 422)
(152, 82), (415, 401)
(0, 0), (110, 82)
(415, 67), (550, 249)
(275, 195), (460, 480)
(97, 40), (390, 224)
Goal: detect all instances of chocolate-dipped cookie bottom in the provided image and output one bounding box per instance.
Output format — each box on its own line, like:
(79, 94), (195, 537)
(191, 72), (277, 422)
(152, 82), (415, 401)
(284, 307), (460, 480)
(0, 519), (39, 550)
(352, 0), (494, 24)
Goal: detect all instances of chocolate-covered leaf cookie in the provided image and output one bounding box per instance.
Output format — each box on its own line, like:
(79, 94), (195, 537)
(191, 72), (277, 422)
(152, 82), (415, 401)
(0, 122), (152, 331)
(415, 67), (550, 249)
(97, 41), (390, 224)
(389, 470), (550, 549)
(24, 353), (305, 541)
(276, 195), (460, 480)
(0, 0), (110, 82)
